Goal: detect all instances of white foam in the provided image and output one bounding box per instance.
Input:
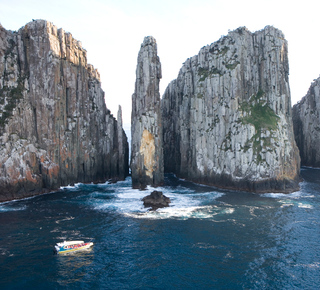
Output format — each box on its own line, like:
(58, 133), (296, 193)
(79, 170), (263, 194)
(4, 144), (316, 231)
(60, 185), (76, 190)
(263, 190), (303, 199)
(92, 187), (146, 213)
(90, 182), (226, 220)
(263, 188), (316, 202)
(60, 183), (82, 190)
(223, 208), (235, 214)
(297, 203), (313, 209)
(280, 203), (294, 208)
(59, 177), (132, 191)
(0, 204), (26, 212)
(125, 205), (214, 220)
(278, 199), (314, 209)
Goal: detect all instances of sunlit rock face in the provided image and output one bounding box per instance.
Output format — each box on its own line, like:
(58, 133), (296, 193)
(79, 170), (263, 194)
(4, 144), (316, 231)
(0, 20), (129, 202)
(162, 26), (300, 193)
(293, 77), (320, 167)
(131, 36), (163, 189)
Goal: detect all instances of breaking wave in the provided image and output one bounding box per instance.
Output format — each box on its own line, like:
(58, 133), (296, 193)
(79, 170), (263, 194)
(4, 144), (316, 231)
(84, 176), (227, 220)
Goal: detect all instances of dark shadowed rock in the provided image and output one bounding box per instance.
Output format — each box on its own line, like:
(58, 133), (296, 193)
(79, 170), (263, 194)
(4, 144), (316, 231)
(142, 190), (171, 210)
(293, 77), (320, 167)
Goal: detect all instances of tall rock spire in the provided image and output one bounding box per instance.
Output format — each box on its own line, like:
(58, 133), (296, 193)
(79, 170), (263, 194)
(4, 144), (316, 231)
(117, 105), (129, 180)
(131, 36), (164, 189)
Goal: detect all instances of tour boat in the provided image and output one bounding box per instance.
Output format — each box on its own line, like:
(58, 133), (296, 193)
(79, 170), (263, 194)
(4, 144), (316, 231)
(54, 240), (93, 254)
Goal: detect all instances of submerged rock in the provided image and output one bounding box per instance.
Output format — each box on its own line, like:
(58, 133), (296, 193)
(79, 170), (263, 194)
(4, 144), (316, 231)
(161, 26), (300, 193)
(293, 77), (320, 167)
(131, 36), (164, 189)
(142, 190), (171, 210)
(0, 20), (129, 202)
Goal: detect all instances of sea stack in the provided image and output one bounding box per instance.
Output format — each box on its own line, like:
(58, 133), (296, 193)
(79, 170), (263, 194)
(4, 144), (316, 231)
(131, 36), (164, 189)
(0, 20), (129, 202)
(293, 77), (320, 167)
(117, 105), (129, 180)
(161, 26), (300, 193)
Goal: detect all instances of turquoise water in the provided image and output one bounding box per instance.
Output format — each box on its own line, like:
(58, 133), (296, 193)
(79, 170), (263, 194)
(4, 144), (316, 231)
(0, 168), (319, 289)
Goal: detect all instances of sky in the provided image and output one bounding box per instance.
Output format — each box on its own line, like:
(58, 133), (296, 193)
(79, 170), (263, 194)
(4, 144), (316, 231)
(1, 0), (319, 124)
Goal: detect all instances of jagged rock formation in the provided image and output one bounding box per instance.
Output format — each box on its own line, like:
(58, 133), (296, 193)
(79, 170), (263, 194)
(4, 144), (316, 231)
(293, 77), (320, 167)
(142, 190), (171, 210)
(0, 20), (129, 202)
(162, 26), (300, 193)
(131, 36), (163, 189)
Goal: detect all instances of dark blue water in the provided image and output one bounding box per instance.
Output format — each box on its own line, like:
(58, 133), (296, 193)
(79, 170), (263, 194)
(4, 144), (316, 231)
(1, 168), (319, 289)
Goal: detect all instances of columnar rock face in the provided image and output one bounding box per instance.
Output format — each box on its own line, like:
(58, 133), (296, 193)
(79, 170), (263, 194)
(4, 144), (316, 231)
(0, 20), (129, 202)
(131, 36), (163, 189)
(162, 26), (300, 193)
(117, 105), (129, 180)
(293, 77), (320, 167)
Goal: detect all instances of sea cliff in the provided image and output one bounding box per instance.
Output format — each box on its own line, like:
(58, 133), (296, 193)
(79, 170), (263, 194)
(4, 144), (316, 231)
(293, 77), (320, 167)
(0, 20), (128, 202)
(161, 26), (300, 193)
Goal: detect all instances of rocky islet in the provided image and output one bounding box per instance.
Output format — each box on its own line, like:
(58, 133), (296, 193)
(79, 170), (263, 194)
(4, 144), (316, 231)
(142, 190), (171, 210)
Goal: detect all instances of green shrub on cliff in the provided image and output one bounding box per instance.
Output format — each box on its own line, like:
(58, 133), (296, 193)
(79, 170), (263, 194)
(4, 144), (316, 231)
(242, 90), (279, 132)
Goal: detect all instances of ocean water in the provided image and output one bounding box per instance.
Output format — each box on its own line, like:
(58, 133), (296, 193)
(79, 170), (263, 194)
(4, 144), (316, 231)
(0, 168), (319, 289)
